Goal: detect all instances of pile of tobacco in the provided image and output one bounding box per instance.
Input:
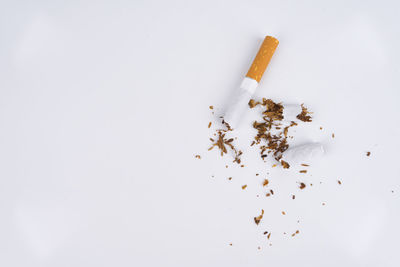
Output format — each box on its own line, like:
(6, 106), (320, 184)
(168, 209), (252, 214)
(249, 98), (312, 168)
(208, 98), (312, 167)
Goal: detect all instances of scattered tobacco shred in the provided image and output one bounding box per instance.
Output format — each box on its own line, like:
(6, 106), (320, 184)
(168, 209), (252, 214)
(195, 155), (201, 159)
(291, 230), (300, 237)
(248, 99), (258, 108)
(332, 133), (335, 138)
(248, 99), (312, 168)
(322, 202), (326, 206)
(251, 99), (286, 161)
(254, 209), (264, 225)
(283, 127), (288, 137)
(281, 160), (290, 169)
(205, 101), (327, 242)
(208, 121), (242, 164)
(366, 151), (371, 156)
(299, 182), (306, 189)
(296, 104), (312, 122)
(229, 243), (232, 246)
(338, 180), (342, 185)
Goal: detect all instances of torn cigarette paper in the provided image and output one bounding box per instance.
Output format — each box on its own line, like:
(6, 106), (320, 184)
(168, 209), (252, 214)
(282, 142), (325, 165)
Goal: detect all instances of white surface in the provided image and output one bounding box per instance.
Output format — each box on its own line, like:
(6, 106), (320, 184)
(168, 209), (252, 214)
(223, 77), (258, 128)
(1, 1), (400, 266)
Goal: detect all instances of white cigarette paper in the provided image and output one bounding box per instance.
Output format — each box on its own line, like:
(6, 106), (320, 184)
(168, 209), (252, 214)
(282, 142), (325, 165)
(223, 77), (258, 128)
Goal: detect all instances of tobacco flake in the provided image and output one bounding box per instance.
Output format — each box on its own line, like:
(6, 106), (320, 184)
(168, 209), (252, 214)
(296, 104), (312, 122)
(291, 230), (300, 237)
(254, 209), (264, 225)
(281, 160), (290, 169)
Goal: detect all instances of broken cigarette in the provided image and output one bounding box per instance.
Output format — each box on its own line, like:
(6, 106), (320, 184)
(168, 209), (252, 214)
(223, 36), (279, 128)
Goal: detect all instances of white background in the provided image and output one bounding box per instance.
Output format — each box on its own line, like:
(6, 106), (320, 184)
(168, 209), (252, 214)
(1, 0), (400, 266)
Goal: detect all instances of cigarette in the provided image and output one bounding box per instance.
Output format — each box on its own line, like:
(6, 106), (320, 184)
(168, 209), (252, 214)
(223, 36), (279, 128)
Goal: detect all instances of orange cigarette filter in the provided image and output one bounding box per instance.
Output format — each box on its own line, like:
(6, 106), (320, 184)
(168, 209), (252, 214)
(246, 36), (279, 82)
